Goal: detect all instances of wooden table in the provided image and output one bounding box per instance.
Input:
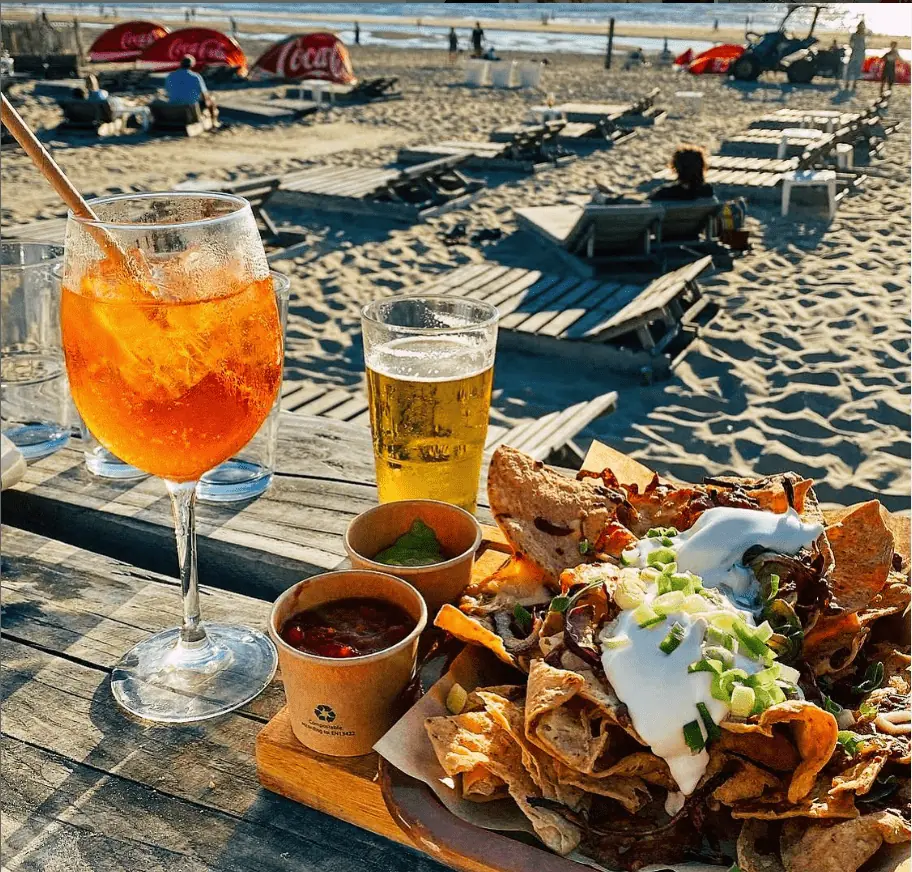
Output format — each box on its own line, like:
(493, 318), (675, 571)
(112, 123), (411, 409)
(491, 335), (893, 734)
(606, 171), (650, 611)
(2, 414), (493, 872)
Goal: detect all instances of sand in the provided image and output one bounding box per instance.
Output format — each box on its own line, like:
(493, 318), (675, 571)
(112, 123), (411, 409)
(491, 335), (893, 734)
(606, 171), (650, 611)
(2, 43), (908, 510)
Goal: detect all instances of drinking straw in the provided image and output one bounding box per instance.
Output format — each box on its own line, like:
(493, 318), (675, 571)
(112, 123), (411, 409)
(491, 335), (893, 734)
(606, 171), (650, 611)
(1, 93), (140, 273)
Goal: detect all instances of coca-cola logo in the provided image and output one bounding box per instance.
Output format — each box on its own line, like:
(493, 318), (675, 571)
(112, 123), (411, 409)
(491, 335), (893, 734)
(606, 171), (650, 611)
(166, 38), (228, 62)
(277, 37), (349, 79)
(120, 30), (160, 50)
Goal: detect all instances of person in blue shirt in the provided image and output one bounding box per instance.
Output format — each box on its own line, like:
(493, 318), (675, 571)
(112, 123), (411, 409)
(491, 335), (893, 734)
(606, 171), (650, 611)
(165, 55), (209, 106)
(84, 74), (109, 102)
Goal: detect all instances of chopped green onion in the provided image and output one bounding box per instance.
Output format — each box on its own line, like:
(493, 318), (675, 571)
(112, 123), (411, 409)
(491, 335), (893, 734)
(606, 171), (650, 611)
(730, 685), (756, 718)
(632, 603), (663, 629)
(709, 612), (738, 633)
(778, 663), (801, 684)
(578, 539), (592, 555)
(603, 633), (631, 650)
(750, 664), (781, 689)
(696, 702), (721, 742)
(669, 573), (696, 594)
(615, 578), (646, 611)
(765, 574), (780, 604)
(858, 701), (878, 719)
(663, 527), (679, 538)
(703, 645), (735, 670)
(822, 694), (842, 716)
(711, 668), (749, 703)
(852, 662), (885, 695)
(754, 621), (774, 642)
(659, 622), (687, 655)
(549, 595), (571, 614)
(620, 547), (640, 567)
(706, 625), (736, 652)
(646, 528), (664, 538)
(659, 562), (678, 576)
(653, 590), (685, 616)
(688, 658), (723, 675)
(837, 730), (865, 757)
(660, 537), (675, 547)
(513, 604), (532, 634)
(682, 593), (712, 614)
(639, 567), (661, 584)
(767, 683), (787, 706)
(732, 619), (772, 660)
(656, 573), (672, 596)
(646, 548), (676, 567)
(682, 719), (705, 753)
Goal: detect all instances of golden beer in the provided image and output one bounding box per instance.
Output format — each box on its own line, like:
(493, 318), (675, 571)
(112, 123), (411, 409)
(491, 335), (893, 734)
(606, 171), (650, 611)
(366, 336), (494, 512)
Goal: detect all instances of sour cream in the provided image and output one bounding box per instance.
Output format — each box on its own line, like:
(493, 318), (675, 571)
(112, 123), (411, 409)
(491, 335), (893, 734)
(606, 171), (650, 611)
(635, 507), (823, 602)
(602, 506), (823, 796)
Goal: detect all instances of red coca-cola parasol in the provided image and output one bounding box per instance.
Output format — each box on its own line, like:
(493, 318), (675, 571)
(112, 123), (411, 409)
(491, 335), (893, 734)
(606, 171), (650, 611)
(88, 20), (170, 63)
(687, 44), (745, 75)
(136, 28), (247, 75)
(250, 33), (356, 84)
(862, 55), (910, 83)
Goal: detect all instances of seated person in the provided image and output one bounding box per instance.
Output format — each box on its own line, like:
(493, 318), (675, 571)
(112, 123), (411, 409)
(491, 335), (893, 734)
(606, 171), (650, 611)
(165, 54), (216, 116)
(84, 74), (109, 103)
(482, 45), (499, 61)
(70, 87), (87, 100)
(649, 146), (714, 201)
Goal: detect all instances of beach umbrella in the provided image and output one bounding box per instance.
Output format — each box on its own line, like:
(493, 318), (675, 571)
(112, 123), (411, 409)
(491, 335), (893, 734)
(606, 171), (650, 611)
(137, 27), (247, 76)
(250, 33), (356, 84)
(862, 55), (910, 84)
(87, 20), (169, 63)
(674, 48), (694, 66)
(687, 44), (745, 75)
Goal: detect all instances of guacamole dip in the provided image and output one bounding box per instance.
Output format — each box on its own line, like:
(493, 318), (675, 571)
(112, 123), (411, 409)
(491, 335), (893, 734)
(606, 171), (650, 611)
(374, 519), (444, 566)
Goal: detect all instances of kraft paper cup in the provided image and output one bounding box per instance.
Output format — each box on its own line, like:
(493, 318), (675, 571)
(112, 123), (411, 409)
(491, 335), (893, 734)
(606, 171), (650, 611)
(344, 500), (483, 614)
(269, 570), (427, 757)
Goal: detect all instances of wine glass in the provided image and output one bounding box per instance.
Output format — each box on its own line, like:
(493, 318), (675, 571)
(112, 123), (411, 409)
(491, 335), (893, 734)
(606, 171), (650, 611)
(61, 192), (283, 723)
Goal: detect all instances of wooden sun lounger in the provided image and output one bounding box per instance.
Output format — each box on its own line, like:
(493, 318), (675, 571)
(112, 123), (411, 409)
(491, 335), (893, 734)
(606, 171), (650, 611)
(149, 101), (218, 137)
(414, 256), (714, 379)
(656, 199), (722, 247)
(280, 381), (618, 468)
(286, 77), (402, 104)
(556, 88), (667, 128)
(57, 98), (128, 137)
(514, 202), (666, 276)
(749, 109), (863, 132)
(268, 155), (486, 223)
(217, 98), (319, 125)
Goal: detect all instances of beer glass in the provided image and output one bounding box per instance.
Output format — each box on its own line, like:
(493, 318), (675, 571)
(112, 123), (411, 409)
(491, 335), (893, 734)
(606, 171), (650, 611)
(361, 296), (498, 513)
(61, 192), (282, 723)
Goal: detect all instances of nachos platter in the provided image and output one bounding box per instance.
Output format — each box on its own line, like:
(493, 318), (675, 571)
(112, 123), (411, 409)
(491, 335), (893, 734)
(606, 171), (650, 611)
(421, 445), (910, 872)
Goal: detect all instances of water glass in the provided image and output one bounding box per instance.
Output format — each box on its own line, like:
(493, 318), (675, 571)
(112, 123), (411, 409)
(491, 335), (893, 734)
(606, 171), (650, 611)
(197, 271), (290, 502)
(0, 242), (71, 460)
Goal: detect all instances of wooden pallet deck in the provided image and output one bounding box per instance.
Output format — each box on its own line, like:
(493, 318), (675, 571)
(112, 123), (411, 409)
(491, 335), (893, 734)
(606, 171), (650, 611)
(218, 98), (319, 124)
(279, 382), (617, 467)
(414, 257), (713, 377)
(397, 141), (572, 174)
(749, 109), (861, 131)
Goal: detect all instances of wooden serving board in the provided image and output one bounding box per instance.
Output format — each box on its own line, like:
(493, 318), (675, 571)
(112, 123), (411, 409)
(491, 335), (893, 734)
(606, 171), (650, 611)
(255, 524), (515, 872)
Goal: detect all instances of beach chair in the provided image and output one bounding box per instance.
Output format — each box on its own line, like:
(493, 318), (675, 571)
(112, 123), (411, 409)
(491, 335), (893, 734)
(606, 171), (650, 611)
(489, 120), (575, 162)
(556, 88), (667, 129)
(149, 101), (218, 137)
(415, 256), (714, 379)
(656, 198), (722, 248)
(280, 381), (618, 469)
(57, 99), (127, 137)
(216, 97), (319, 125)
(345, 77), (402, 103)
(514, 203), (665, 276)
(749, 109), (862, 132)
(268, 155), (485, 224)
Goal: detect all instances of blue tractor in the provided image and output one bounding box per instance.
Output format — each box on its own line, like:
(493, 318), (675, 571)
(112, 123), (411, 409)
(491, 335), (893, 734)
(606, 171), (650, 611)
(731, 5), (843, 84)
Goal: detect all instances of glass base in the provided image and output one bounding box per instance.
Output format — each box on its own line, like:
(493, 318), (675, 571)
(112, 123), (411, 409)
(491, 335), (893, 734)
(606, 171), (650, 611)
(197, 459), (272, 503)
(4, 424), (69, 460)
(111, 622), (277, 724)
(84, 446), (148, 480)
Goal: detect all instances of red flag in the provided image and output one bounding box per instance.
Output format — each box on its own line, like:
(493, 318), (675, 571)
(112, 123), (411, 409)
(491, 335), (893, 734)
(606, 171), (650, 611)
(88, 21), (169, 63)
(251, 33), (356, 84)
(137, 28), (247, 76)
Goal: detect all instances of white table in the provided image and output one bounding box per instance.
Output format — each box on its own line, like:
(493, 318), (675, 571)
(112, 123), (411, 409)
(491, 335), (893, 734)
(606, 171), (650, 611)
(778, 127), (825, 158)
(781, 169), (837, 219)
(526, 105), (566, 124)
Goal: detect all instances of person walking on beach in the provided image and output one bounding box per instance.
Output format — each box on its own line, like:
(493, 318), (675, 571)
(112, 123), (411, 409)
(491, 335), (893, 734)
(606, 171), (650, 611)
(230, 16), (237, 38)
(354, 22), (360, 45)
(880, 41), (900, 94)
(448, 28), (458, 64)
(471, 22), (484, 59)
(844, 21), (866, 91)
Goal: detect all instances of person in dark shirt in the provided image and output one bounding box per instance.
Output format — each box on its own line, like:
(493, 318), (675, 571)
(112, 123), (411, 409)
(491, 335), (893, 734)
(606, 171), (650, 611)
(471, 22), (484, 58)
(448, 28), (458, 64)
(649, 146), (714, 201)
(881, 41), (900, 95)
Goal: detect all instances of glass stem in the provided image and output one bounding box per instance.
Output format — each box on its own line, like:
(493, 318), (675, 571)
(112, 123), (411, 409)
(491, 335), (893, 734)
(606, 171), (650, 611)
(165, 480), (207, 645)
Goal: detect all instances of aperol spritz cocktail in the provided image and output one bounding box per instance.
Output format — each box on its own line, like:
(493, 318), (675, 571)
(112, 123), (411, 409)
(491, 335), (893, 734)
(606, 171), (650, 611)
(61, 192), (283, 723)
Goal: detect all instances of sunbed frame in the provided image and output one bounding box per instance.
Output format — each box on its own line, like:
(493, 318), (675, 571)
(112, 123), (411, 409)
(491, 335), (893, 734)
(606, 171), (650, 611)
(57, 98), (127, 137)
(149, 101), (218, 138)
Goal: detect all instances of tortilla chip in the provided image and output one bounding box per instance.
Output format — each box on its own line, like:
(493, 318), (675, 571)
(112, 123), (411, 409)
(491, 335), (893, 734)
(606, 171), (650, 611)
(721, 702), (838, 803)
(749, 476), (815, 516)
(459, 555), (553, 615)
(825, 501), (894, 613)
(462, 765), (508, 801)
(717, 727), (802, 772)
(551, 760), (650, 813)
(860, 575), (911, 625)
(434, 604), (515, 666)
(802, 612), (870, 675)
(737, 819), (786, 872)
(487, 445), (627, 580)
(829, 752), (889, 796)
(731, 777), (857, 820)
(601, 751), (677, 791)
(582, 443), (657, 492)
(780, 811), (910, 872)
(713, 759), (782, 805)
(424, 710), (504, 776)
(880, 508), (910, 573)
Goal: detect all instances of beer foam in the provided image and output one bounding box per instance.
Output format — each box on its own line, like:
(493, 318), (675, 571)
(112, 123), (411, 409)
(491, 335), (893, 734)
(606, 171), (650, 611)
(366, 336), (494, 383)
